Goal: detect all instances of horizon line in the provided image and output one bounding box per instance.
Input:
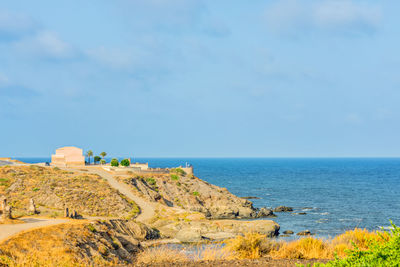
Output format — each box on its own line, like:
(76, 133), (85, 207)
(10, 156), (400, 159)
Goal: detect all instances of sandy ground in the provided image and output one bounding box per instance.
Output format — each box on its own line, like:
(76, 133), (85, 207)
(0, 218), (69, 243)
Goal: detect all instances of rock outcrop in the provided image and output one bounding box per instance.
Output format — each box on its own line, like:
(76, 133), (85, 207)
(297, 230), (313, 236)
(153, 218), (280, 242)
(255, 207), (275, 218)
(122, 174), (258, 219)
(274, 206), (293, 212)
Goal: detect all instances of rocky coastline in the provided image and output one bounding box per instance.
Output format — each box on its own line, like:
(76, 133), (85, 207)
(0, 164), (310, 266)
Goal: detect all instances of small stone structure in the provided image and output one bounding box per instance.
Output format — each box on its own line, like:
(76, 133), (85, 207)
(28, 198), (37, 215)
(178, 165), (194, 175)
(0, 196), (6, 212)
(51, 146), (85, 167)
(130, 162), (149, 170)
(1, 197), (12, 220)
(64, 207), (79, 219)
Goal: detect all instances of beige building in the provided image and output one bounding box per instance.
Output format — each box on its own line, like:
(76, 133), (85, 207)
(51, 146), (85, 167)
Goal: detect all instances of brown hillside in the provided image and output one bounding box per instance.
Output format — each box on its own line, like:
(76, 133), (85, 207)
(0, 166), (139, 218)
(0, 219), (159, 266)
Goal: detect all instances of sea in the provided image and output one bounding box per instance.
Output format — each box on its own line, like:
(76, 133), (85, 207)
(16, 157), (400, 239)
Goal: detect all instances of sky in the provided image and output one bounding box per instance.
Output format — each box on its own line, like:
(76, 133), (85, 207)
(1, 0), (400, 158)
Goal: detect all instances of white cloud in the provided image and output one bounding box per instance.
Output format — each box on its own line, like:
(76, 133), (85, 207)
(14, 31), (75, 59)
(264, 0), (382, 36)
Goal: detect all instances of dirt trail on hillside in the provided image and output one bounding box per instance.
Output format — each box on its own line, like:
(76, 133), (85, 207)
(85, 169), (156, 222)
(0, 218), (69, 243)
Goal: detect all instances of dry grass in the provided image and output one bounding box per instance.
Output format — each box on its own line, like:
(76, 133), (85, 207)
(224, 233), (276, 259)
(196, 244), (233, 261)
(136, 243), (233, 265)
(331, 228), (390, 258)
(224, 228), (388, 260)
(0, 222), (96, 267)
(136, 229), (388, 264)
(0, 220), (141, 266)
(271, 237), (331, 259)
(0, 166), (139, 218)
(136, 247), (189, 264)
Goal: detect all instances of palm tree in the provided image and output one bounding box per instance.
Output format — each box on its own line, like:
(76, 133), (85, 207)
(100, 152), (107, 159)
(86, 150), (93, 165)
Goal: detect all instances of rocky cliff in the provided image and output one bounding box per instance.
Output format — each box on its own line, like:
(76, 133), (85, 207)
(118, 172), (258, 219)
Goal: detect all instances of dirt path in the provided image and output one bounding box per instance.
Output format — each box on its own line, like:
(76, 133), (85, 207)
(84, 168), (156, 222)
(0, 218), (69, 243)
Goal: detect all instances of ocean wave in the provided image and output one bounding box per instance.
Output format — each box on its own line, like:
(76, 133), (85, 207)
(338, 218), (363, 222)
(379, 226), (394, 230)
(301, 207), (315, 211)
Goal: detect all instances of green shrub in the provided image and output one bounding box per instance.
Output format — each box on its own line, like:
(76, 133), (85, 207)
(32, 187), (40, 192)
(53, 167), (60, 171)
(94, 156), (101, 164)
(192, 191), (200, 196)
(87, 224), (97, 233)
(146, 177), (157, 186)
(320, 221), (400, 267)
(170, 174), (179, 181)
(171, 168), (186, 176)
(120, 159), (130, 167)
(110, 158), (119, 167)
(100, 159), (106, 165)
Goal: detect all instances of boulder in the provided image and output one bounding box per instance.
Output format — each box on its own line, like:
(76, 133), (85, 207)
(274, 206), (293, 212)
(283, 230), (294, 235)
(175, 229), (202, 243)
(202, 232), (236, 241)
(241, 196), (261, 200)
(256, 207), (276, 218)
(297, 230), (313, 236)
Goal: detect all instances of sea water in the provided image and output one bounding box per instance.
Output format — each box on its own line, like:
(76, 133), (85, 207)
(17, 157), (400, 238)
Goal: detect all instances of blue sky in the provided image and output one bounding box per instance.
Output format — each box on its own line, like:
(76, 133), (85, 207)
(1, 0), (399, 157)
